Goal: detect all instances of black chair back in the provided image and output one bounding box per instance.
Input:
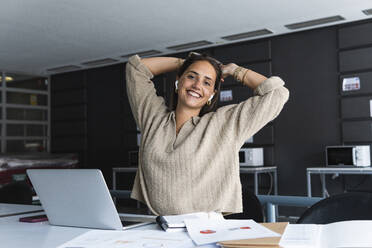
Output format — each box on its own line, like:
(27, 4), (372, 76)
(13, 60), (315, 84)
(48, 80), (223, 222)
(226, 189), (264, 222)
(297, 192), (372, 224)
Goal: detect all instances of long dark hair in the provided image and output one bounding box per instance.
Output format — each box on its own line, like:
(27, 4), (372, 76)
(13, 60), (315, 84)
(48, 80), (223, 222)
(172, 53), (222, 117)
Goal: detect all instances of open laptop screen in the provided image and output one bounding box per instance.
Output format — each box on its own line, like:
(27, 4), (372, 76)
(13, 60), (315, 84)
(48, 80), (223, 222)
(27, 169), (123, 230)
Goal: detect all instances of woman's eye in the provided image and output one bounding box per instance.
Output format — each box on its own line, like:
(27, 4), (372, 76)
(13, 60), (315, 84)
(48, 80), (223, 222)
(187, 75), (195, 79)
(204, 81), (211, 86)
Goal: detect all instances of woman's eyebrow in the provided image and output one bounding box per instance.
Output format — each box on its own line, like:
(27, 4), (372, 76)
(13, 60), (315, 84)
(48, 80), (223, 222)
(189, 70), (213, 81)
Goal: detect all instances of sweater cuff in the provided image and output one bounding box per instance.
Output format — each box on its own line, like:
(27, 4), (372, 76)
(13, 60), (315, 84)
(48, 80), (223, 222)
(128, 55), (154, 79)
(254, 76), (285, 96)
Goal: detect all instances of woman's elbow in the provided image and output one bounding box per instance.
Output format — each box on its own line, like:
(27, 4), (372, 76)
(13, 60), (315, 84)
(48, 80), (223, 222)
(280, 86), (290, 104)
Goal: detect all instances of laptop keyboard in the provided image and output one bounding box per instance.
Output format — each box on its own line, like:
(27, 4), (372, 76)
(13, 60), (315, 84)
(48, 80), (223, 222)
(121, 220), (142, 226)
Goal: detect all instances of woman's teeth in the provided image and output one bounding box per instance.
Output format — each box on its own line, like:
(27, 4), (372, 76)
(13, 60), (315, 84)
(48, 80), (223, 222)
(187, 91), (201, 98)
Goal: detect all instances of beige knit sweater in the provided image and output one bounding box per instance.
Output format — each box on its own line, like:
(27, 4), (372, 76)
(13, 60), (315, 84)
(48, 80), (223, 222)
(126, 55), (289, 216)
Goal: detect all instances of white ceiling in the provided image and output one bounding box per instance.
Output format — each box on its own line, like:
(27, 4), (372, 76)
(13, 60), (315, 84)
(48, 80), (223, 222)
(1, 0), (372, 76)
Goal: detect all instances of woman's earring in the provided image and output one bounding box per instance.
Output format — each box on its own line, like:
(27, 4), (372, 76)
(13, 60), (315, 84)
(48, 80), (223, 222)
(207, 94), (214, 105)
(175, 80), (178, 93)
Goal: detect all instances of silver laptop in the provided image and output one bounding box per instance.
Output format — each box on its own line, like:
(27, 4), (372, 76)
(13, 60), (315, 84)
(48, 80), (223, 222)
(27, 169), (151, 230)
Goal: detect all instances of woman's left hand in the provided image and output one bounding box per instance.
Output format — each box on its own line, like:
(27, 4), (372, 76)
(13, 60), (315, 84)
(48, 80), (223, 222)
(221, 63), (238, 80)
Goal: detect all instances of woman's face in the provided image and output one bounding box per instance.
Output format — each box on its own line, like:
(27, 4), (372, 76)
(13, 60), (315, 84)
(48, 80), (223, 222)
(177, 60), (217, 111)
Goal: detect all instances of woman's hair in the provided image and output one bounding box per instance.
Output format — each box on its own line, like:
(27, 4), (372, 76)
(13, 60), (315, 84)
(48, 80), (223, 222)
(172, 52), (222, 117)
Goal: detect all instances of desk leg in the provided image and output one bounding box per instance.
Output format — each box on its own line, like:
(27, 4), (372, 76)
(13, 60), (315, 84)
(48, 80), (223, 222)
(307, 172), (311, 197)
(321, 174), (326, 198)
(273, 171), (278, 195)
(266, 202), (276, 223)
(254, 172), (258, 195)
(273, 170), (279, 219)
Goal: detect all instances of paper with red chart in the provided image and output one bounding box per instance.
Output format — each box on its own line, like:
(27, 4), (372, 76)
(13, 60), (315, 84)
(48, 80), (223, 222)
(184, 219), (280, 245)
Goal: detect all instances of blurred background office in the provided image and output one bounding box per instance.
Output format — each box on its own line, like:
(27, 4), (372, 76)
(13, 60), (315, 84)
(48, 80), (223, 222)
(1, 0), (372, 221)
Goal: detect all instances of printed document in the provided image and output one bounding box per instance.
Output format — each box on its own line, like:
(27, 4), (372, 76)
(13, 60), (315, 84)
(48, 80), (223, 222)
(279, 220), (372, 248)
(185, 219), (280, 246)
(279, 224), (321, 248)
(57, 226), (218, 248)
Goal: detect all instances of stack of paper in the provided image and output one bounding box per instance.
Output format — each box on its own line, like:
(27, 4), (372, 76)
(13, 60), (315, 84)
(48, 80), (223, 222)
(57, 221), (285, 248)
(278, 224), (321, 248)
(279, 220), (372, 248)
(57, 228), (197, 248)
(219, 222), (288, 248)
(185, 219), (281, 246)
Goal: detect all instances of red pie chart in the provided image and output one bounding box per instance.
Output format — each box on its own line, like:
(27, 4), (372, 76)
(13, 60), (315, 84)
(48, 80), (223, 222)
(200, 230), (216, 234)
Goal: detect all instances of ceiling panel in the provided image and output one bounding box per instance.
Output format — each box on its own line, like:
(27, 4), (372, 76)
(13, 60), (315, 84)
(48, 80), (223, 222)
(0, 0), (371, 75)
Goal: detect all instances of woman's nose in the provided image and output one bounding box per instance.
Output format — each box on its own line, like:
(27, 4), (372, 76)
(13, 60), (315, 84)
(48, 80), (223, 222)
(191, 79), (202, 89)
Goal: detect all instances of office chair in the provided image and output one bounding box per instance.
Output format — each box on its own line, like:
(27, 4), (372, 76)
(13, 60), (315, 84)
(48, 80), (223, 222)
(225, 189), (264, 222)
(297, 192), (372, 224)
(0, 181), (33, 205)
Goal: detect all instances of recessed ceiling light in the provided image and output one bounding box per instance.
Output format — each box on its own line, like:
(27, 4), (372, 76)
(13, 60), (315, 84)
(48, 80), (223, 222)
(81, 58), (119, 66)
(221, 29), (273, 41)
(285, 15), (345, 30)
(0, 76), (14, 82)
(46, 65), (81, 73)
(167, 40), (213, 51)
(362, 8), (372, 15)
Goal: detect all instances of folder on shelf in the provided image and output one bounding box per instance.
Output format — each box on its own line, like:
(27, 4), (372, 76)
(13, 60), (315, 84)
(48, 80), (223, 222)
(218, 222), (288, 248)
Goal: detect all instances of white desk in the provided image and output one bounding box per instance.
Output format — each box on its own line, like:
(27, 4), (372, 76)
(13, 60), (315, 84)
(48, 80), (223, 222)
(0, 211), (159, 248)
(113, 166), (278, 196)
(2, 204), (372, 247)
(0, 213), (90, 248)
(0, 203), (43, 217)
(306, 167), (372, 197)
(0, 206), (274, 248)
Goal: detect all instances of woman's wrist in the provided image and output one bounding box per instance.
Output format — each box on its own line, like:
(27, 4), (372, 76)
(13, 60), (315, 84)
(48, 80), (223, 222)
(233, 66), (249, 83)
(233, 65), (267, 89)
(177, 58), (185, 69)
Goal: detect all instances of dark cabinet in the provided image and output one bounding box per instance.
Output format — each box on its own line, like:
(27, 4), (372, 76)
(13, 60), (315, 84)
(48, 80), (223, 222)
(339, 22), (372, 49)
(341, 96), (372, 119)
(339, 47), (372, 72)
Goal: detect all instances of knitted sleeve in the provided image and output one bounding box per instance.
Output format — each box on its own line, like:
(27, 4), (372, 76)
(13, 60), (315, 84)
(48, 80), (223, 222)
(215, 76), (289, 147)
(125, 55), (168, 131)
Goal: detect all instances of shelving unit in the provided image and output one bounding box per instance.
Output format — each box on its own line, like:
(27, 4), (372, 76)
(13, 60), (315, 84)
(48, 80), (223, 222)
(0, 72), (49, 153)
(339, 22), (372, 147)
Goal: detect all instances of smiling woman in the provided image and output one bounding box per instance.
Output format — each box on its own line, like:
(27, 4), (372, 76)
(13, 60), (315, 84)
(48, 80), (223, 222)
(172, 53), (223, 121)
(125, 52), (289, 216)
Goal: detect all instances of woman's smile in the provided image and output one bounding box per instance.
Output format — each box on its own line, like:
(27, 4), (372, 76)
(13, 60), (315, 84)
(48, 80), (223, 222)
(186, 90), (202, 98)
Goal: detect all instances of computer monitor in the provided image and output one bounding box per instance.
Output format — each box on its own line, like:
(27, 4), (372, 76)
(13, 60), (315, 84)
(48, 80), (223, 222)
(326, 146), (353, 166)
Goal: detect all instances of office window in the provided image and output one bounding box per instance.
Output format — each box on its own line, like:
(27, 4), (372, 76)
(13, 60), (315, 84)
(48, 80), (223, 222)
(0, 72), (49, 153)
(5, 73), (48, 90)
(7, 92), (48, 106)
(7, 108), (47, 121)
